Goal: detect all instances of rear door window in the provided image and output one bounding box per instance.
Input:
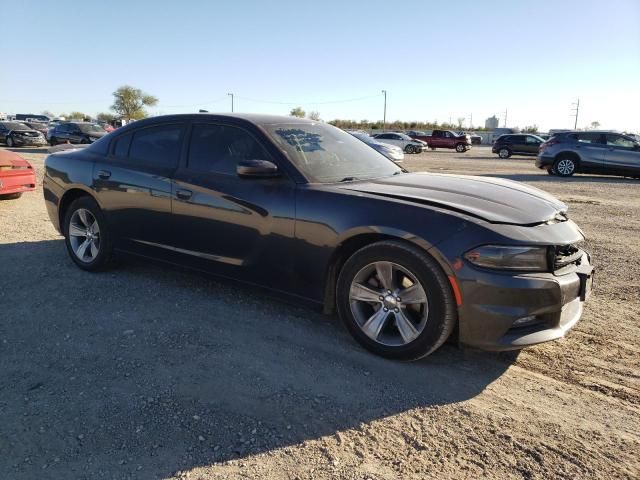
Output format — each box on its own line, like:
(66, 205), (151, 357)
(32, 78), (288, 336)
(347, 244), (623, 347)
(576, 132), (603, 144)
(112, 132), (132, 158)
(128, 124), (185, 169)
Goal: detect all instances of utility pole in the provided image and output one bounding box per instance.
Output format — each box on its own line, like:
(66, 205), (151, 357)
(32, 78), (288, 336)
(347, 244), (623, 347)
(227, 93), (234, 112)
(381, 90), (387, 132)
(570, 98), (580, 129)
(503, 109), (508, 128)
(470, 113), (473, 129)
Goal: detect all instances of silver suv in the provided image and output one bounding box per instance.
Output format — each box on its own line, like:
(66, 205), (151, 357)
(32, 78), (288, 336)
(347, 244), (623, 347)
(536, 131), (640, 178)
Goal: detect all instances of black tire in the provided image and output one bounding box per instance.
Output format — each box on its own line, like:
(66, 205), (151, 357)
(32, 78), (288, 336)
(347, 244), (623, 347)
(405, 144), (415, 154)
(429, 146), (436, 150)
(49, 136), (57, 146)
(6, 136), (14, 148)
(455, 143), (466, 153)
(552, 156), (577, 177)
(63, 196), (113, 271)
(0, 192), (23, 200)
(546, 168), (554, 175)
(336, 240), (457, 360)
(80, 137), (90, 144)
(498, 147), (511, 159)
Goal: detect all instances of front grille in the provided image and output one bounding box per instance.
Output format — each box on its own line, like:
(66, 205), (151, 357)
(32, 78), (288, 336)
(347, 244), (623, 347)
(551, 244), (583, 272)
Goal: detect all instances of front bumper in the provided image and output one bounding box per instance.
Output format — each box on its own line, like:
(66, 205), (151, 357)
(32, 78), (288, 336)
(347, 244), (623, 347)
(456, 252), (592, 350)
(12, 135), (47, 146)
(0, 169), (36, 195)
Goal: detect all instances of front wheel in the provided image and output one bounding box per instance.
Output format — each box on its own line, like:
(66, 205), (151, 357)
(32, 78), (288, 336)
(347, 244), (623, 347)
(63, 196), (113, 271)
(455, 143), (466, 153)
(405, 144), (415, 154)
(49, 137), (57, 146)
(6, 136), (14, 147)
(336, 240), (457, 360)
(498, 148), (511, 159)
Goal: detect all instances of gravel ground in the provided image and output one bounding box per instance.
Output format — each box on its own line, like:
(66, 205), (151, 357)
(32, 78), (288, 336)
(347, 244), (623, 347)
(0, 145), (638, 480)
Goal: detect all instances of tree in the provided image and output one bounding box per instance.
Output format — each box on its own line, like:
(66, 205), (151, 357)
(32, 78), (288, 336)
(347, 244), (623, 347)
(522, 125), (538, 133)
(589, 121), (600, 130)
(290, 107), (305, 118)
(66, 111), (87, 120)
(457, 117), (465, 129)
(41, 110), (56, 119)
(111, 85), (158, 121)
(97, 112), (116, 123)
(307, 111), (321, 121)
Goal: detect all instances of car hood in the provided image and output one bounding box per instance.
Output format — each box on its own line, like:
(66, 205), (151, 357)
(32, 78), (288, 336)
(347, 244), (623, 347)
(0, 150), (32, 170)
(337, 172), (568, 225)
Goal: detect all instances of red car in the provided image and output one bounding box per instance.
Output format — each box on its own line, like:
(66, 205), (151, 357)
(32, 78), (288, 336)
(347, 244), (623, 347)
(408, 129), (472, 152)
(0, 149), (36, 199)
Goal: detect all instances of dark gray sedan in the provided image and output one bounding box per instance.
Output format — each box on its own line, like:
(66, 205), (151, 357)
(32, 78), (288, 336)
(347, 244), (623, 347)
(43, 113), (593, 360)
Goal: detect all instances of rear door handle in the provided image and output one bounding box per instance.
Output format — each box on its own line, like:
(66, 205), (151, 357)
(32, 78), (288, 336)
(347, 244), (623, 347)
(176, 189), (193, 200)
(98, 170), (111, 179)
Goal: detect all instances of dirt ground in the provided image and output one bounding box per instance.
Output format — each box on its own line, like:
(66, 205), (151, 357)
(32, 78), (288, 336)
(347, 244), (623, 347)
(0, 145), (638, 480)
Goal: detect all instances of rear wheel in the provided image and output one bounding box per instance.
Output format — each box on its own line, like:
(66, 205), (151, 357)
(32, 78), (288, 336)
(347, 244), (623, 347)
(553, 156), (577, 177)
(455, 143), (466, 153)
(49, 136), (57, 146)
(336, 240), (457, 360)
(63, 196), (113, 271)
(498, 148), (511, 159)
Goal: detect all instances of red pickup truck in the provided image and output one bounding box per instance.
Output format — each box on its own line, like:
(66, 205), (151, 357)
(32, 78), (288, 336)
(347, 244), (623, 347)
(407, 130), (472, 152)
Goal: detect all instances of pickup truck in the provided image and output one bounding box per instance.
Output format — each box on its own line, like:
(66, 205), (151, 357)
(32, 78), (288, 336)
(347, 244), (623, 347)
(407, 130), (472, 152)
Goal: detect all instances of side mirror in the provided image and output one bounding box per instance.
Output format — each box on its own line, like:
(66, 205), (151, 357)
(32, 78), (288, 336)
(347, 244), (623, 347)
(237, 159), (280, 178)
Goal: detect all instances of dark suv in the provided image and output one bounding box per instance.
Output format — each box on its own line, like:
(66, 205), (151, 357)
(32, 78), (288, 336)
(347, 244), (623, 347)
(49, 122), (108, 146)
(492, 134), (544, 159)
(536, 131), (640, 178)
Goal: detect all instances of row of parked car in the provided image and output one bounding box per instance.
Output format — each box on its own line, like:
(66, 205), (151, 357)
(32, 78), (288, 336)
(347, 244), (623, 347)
(492, 131), (640, 178)
(347, 129), (476, 162)
(0, 120), (112, 148)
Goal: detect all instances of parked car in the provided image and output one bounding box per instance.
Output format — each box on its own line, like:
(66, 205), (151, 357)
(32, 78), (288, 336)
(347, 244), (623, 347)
(43, 113), (593, 360)
(0, 121), (47, 147)
(456, 131), (482, 145)
(408, 130), (471, 152)
(25, 121), (50, 139)
(347, 131), (404, 162)
(492, 134), (545, 158)
(0, 149), (36, 199)
(536, 131), (640, 178)
(371, 132), (424, 153)
(49, 122), (108, 146)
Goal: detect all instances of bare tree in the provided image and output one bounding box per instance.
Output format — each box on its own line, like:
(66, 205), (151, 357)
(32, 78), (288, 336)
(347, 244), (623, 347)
(589, 121), (601, 130)
(457, 117), (465, 129)
(308, 111), (321, 121)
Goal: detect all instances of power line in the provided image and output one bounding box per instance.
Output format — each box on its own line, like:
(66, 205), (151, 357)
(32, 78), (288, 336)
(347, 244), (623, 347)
(234, 93), (383, 106)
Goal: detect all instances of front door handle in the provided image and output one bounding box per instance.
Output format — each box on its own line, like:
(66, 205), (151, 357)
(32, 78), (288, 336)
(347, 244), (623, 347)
(176, 189), (193, 200)
(98, 170), (111, 179)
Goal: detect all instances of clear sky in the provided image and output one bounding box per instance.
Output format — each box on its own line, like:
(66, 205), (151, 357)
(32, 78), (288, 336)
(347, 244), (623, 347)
(1, 0), (639, 132)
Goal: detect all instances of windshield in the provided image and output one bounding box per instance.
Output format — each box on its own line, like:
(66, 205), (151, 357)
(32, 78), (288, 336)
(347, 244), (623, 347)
(350, 132), (376, 144)
(3, 122), (30, 131)
(78, 123), (105, 133)
(264, 122), (402, 183)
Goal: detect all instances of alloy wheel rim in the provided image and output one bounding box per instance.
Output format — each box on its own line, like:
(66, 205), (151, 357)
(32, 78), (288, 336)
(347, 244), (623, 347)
(69, 208), (100, 262)
(499, 149), (508, 158)
(558, 159), (574, 175)
(349, 261), (429, 347)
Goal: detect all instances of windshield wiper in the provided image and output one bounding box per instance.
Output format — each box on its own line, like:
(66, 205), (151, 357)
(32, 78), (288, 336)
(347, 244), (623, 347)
(338, 176), (359, 182)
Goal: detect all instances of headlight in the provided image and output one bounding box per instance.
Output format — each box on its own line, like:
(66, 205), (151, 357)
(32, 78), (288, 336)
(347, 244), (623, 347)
(464, 245), (549, 271)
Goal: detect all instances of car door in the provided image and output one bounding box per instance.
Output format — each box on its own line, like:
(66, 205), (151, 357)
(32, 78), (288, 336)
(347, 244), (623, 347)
(603, 133), (640, 176)
(430, 131), (445, 148)
(524, 135), (542, 154)
(55, 123), (71, 143)
(376, 133), (400, 148)
(92, 122), (185, 249)
(68, 124), (84, 144)
(170, 121), (296, 289)
(0, 123), (7, 143)
(571, 132), (607, 171)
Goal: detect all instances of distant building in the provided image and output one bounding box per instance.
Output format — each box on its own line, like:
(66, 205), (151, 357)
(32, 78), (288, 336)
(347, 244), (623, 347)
(485, 115), (499, 129)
